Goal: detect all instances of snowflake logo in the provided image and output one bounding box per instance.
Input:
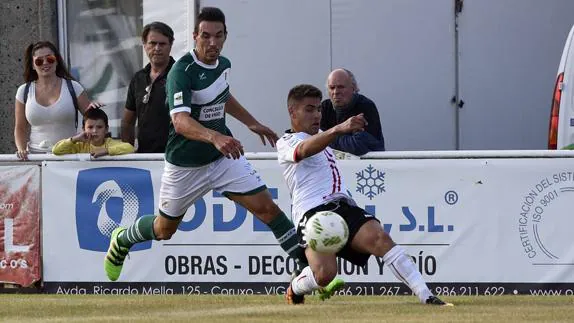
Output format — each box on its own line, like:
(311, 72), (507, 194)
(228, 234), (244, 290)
(356, 165), (385, 200)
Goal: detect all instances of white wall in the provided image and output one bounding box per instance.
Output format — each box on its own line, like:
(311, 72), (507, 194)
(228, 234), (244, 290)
(170, 0), (574, 151)
(201, 0), (332, 152)
(331, 0), (456, 150)
(458, 0), (574, 150)
(143, 0), (195, 62)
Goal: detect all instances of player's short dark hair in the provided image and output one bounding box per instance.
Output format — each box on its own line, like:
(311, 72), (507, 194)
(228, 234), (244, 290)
(142, 21), (174, 44)
(195, 7), (227, 34)
(83, 108), (109, 128)
(287, 84), (323, 107)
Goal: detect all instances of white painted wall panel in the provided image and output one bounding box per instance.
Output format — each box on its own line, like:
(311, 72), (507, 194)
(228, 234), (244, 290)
(458, 0), (574, 149)
(201, 0), (332, 152)
(143, 0), (195, 61)
(331, 0), (456, 150)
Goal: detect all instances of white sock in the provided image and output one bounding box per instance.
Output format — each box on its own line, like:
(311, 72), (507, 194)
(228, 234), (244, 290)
(291, 266), (320, 296)
(383, 245), (433, 303)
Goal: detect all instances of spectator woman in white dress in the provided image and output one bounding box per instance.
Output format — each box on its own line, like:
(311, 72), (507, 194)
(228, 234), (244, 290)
(14, 41), (101, 160)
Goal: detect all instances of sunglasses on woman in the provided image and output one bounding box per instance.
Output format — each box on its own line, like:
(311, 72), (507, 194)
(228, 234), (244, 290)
(34, 55), (57, 66)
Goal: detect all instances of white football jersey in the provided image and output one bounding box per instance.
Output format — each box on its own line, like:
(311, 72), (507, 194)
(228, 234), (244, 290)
(276, 131), (353, 225)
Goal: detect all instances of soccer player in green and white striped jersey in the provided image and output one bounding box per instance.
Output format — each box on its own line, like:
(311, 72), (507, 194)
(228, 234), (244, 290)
(104, 7), (342, 301)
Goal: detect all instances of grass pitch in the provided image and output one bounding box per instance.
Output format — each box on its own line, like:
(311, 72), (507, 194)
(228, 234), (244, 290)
(0, 295), (572, 322)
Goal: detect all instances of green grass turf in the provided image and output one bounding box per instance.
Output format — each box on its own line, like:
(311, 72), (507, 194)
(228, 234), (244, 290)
(0, 295), (572, 322)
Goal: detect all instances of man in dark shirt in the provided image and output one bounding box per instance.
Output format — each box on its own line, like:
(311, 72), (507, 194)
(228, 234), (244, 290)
(121, 22), (175, 153)
(320, 69), (385, 155)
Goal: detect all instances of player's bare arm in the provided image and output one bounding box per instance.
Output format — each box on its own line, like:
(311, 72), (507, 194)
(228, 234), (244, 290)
(225, 94), (279, 147)
(172, 111), (244, 159)
(296, 114), (366, 160)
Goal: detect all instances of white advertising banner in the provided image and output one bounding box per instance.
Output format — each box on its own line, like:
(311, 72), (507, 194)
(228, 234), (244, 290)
(42, 159), (574, 295)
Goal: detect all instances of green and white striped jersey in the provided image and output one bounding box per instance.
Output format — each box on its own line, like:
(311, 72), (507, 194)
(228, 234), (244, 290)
(166, 50), (232, 167)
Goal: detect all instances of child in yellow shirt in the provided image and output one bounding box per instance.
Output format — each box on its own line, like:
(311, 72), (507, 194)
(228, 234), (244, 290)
(53, 108), (134, 157)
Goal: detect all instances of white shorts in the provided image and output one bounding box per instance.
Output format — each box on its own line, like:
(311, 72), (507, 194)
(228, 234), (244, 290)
(158, 156), (266, 217)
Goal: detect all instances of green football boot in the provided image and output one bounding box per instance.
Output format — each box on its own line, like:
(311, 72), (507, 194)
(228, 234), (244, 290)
(318, 277), (345, 301)
(104, 227), (130, 281)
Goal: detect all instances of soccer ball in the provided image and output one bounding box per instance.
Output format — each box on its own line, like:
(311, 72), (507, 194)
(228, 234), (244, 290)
(304, 211), (349, 253)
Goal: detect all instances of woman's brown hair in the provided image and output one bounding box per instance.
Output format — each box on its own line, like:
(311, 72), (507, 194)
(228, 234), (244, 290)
(23, 41), (75, 82)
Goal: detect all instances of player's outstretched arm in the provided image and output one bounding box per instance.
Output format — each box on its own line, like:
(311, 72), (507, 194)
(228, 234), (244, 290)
(225, 94), (279, 146)
(172, 112), (244, 159)
(296, 114), (366, 161)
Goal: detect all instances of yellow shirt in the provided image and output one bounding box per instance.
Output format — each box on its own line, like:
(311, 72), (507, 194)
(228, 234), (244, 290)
(52, 138), (135, 156)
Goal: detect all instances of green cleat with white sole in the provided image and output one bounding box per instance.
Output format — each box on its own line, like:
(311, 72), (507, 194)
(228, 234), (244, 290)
(104, 227), (130, 281)
(318, 277), (345, 301)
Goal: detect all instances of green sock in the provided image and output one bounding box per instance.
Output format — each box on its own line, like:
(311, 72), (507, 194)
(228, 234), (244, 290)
(117, 215), (157, 249)
(268, 211), (308, 267)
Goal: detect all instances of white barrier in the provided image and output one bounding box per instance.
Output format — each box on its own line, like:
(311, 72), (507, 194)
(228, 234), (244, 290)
(2, 149), (574, 162)
(24, 152), (574, 296)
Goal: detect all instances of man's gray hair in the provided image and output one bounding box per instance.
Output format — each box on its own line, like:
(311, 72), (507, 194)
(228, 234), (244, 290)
(343, 69), (359, 93)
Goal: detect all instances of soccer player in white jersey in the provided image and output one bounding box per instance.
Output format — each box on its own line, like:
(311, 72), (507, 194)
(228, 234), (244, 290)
(276, 84), (453, 306)
(104, 9), (342, 299)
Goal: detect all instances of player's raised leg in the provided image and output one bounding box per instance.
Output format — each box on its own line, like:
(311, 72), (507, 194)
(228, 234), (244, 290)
(351, 220), (453, 306)
(229, 189), (307, 266)
(212, 155), (307, 266)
